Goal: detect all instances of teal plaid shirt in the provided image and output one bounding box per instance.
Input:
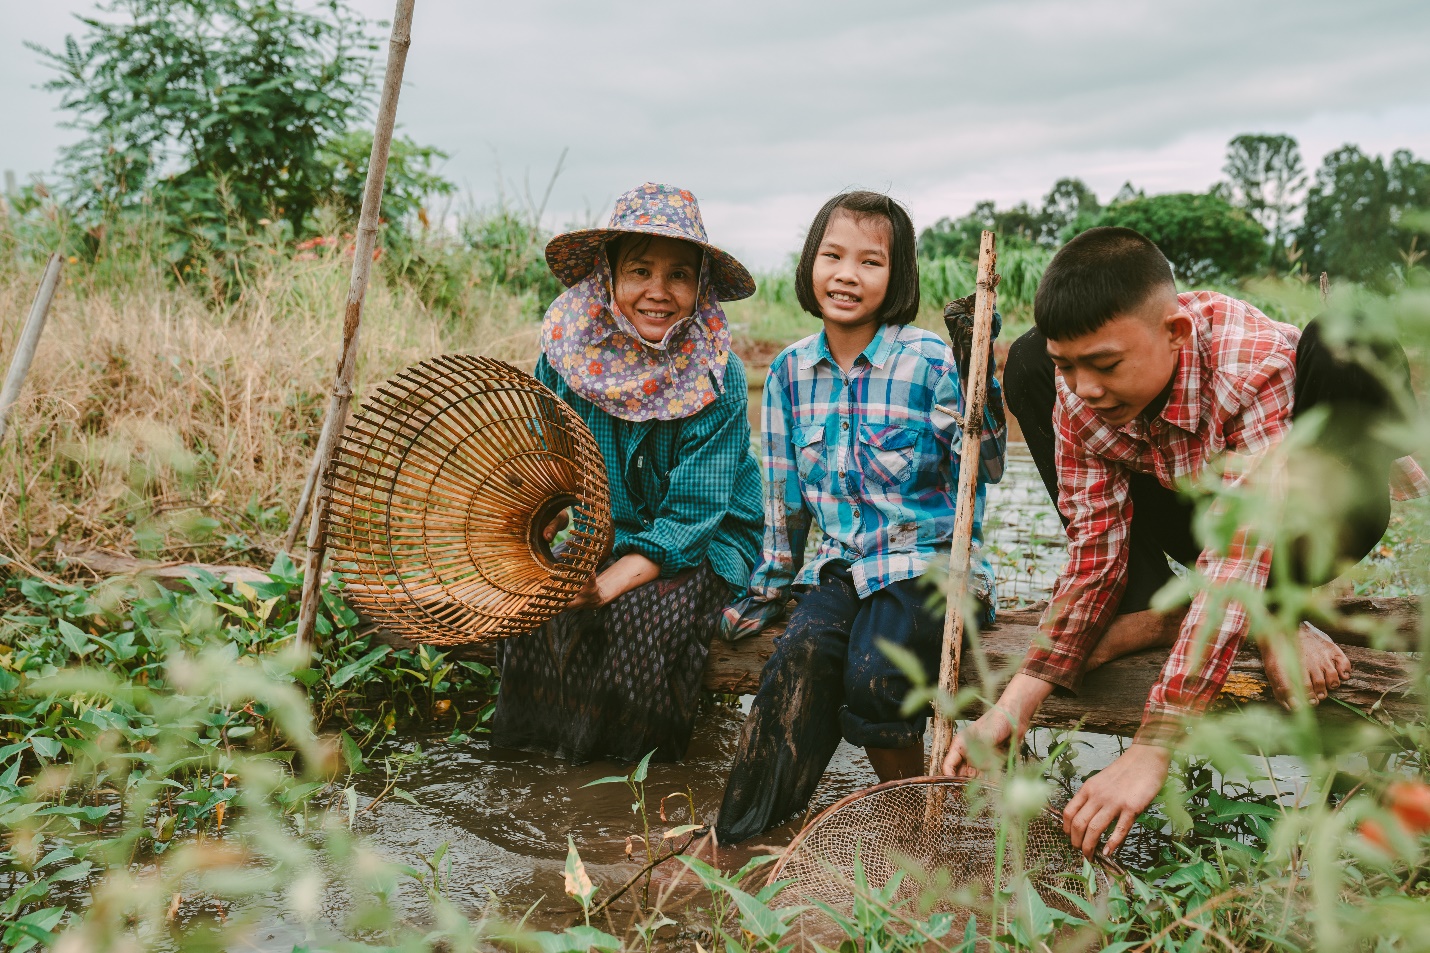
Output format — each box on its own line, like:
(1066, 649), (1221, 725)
(747, 323), (1006, 603)
(536, 353), (763, 595)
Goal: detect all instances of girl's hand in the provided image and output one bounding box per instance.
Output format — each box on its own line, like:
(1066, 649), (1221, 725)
(941, 673), (1052, 777)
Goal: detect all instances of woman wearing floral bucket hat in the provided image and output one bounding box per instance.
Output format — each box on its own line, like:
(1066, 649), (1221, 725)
(491, 183), (764, 764)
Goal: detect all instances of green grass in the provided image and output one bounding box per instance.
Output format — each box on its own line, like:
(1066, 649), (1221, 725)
(2, 201), (1430, 952)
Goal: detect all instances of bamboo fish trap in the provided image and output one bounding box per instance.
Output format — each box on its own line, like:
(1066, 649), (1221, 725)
(322, 354), (613, 645)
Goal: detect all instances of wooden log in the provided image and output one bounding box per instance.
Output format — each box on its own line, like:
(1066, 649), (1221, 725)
(694, 606), (1422, 734)
(55, 549), (1422, 737)
(57, 547), (277, 589)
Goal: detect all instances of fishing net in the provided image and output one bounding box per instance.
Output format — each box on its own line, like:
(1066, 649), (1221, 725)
(323, 354), (612, 644)
(768, 777), (1119, 941)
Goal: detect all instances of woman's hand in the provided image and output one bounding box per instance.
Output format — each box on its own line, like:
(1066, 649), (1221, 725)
(564, 554), (661, 611)
(542, 508), (570, 543)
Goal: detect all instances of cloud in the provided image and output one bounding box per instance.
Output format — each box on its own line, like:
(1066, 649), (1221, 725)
(6, 0), (1430, 266)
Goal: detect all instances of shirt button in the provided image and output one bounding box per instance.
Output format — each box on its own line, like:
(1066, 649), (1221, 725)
(841, 421), (850, 431)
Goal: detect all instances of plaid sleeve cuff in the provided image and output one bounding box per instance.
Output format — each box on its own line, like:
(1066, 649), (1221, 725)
(718, 596), (787, 642)
(1134, 708), (1188, 747)
(1017, 654), (1082, 694)
(1391, 456), (1429, 501)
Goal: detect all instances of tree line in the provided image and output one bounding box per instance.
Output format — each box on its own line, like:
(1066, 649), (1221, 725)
(920, 133), (1430, 288)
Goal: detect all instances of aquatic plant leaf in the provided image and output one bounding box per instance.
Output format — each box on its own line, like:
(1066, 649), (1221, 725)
(564, 836), (597, 908)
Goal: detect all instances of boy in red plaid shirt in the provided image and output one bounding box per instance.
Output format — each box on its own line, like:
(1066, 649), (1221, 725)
(942, 226), (1424, 858)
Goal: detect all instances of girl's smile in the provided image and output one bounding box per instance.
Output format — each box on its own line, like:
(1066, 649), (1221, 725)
(812, 209), (891, 331)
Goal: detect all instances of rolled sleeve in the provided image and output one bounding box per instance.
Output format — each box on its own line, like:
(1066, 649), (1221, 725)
(746, 358), (810, 603)
(1020, 412), (1131, 692)
(613, 384), (750, 578)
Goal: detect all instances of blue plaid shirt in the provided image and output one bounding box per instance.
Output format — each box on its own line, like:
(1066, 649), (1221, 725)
(747, 323), (1006, 602)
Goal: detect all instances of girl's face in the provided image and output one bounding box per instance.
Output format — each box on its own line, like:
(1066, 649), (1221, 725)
(612, 236), (701, 344)
(811, 209), (891, 332)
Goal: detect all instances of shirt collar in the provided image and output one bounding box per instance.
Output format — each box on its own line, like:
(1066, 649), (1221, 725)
(1155, 311), (1202, 433)
(796, 324), (899, 371)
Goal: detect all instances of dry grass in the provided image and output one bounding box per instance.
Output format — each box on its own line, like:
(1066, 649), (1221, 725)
(0, 235), (542, 565)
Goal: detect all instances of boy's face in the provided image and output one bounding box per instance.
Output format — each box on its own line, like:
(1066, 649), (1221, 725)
(1045, 287), (1191, 428)
(811, 209), (891, 332)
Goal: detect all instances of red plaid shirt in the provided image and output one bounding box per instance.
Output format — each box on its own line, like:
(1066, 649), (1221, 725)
(1021, 291), (1426, 743)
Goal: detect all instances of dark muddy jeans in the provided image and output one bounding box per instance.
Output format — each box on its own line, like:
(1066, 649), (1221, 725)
(1003, 319), (1408, 610)
(714, 562), (942, 844)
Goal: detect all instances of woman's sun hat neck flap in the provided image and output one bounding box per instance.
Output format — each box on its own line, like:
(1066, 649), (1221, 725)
(545, 183), (755, 302)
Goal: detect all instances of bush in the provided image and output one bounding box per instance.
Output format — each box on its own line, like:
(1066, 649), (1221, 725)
(34, 0), (376, 245)
(1096, 191), (1267, 284)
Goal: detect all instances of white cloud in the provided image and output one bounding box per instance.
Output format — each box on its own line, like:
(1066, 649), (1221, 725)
(5, 0), (1429, 267)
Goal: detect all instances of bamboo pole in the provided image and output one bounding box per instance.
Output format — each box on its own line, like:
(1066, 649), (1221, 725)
(928, 230), (998, 773)
(0, 253), (64, 442)
(294, 0), (416, 653)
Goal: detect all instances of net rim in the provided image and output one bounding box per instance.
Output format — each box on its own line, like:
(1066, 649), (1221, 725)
(767, 774), (1128, 887)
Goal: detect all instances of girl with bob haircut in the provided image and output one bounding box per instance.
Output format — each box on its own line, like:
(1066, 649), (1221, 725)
(714, 190), (1007, 843)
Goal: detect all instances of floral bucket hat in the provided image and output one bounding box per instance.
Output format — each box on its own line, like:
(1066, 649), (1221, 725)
(541, 184), (755, 423)
(545, 183), (755, 301)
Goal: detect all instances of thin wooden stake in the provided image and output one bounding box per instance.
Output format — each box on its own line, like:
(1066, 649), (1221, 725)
(294, 0), (416, 653)
(281, 452), (321, 554)
(928, 230), (998, 773)
(0, 253), (64, 442)
(1319, 271), (1330, 305)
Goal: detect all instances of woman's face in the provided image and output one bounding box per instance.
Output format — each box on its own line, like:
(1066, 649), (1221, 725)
(612, 236), (701, 344)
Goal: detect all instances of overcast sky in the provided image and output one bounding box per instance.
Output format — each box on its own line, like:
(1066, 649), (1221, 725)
(6, 0), (1430, 269)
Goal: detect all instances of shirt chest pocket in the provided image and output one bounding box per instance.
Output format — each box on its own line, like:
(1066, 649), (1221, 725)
(792, 425), (828, 485)
(857, 424), (919, 488)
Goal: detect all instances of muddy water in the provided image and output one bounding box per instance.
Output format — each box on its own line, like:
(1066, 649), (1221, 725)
(253, 449), (1077, 937)
(240, 447), (1313, 944)
(238, 705), (892, 946)
(234, 449), (1315, 944)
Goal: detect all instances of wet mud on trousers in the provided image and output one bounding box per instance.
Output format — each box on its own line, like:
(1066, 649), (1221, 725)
(1003, 319), (1410, 607)
(492, 561), (728, 764)
(715, 562), (943, 844)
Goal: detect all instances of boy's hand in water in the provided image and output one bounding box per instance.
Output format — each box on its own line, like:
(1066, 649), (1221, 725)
(1063, 743), (1170, 857)
(941, 674), (1052, 777)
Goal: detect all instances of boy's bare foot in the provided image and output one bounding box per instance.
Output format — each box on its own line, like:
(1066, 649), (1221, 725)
(1258, 622), (1352, 708)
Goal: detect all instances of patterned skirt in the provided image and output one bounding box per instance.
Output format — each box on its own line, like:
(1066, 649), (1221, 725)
(491, 562), (728, 764)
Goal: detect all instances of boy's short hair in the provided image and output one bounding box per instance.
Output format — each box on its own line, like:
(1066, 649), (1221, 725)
(1034, 226), (1176, 340)
(795, 191), (921, 326)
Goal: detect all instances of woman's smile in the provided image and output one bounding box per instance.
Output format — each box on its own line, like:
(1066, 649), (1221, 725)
(612, 235), (702, 343)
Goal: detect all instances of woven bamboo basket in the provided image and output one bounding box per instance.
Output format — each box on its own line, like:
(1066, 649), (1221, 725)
(323, 354), (612, 644)
(768, 777), (1121, 943)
